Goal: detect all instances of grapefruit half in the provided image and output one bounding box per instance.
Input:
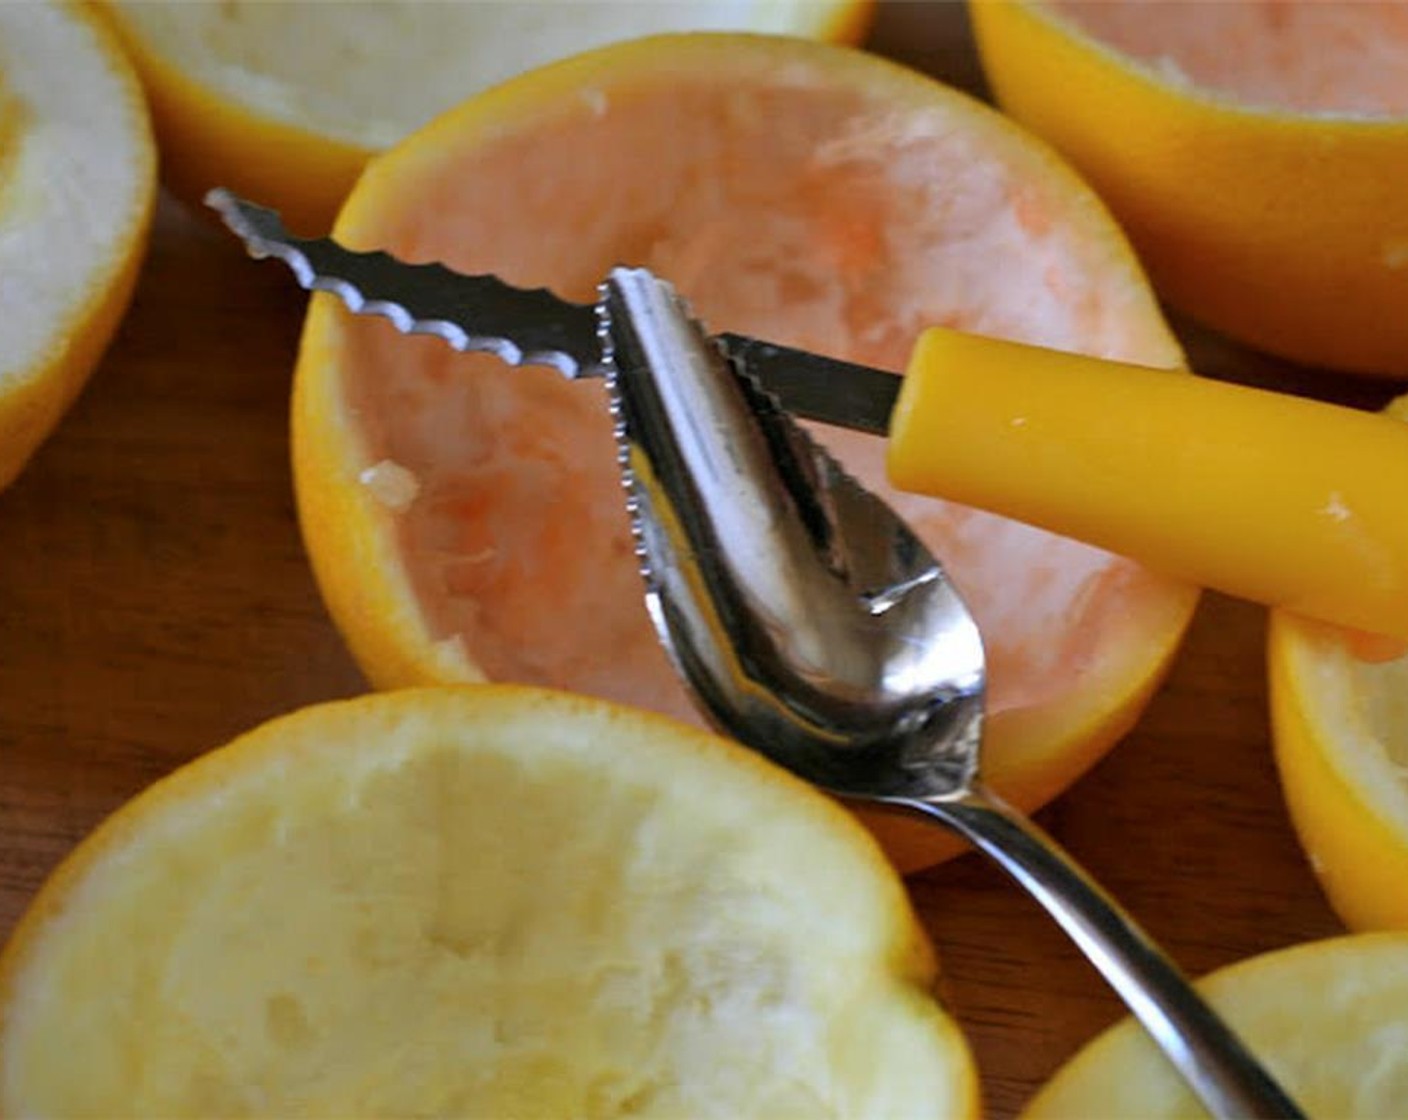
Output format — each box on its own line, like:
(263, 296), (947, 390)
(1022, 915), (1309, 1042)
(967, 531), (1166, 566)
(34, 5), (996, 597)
(292, 33), (1201, 870)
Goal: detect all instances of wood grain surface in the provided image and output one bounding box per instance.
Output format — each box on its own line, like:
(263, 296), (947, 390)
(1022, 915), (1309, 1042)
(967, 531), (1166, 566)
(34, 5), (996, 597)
(0, 5), (1399, 1116)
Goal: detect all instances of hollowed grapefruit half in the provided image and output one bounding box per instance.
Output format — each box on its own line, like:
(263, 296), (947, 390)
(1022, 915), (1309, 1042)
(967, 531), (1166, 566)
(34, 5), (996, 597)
(96, 0), (871, 234)
(1023, 933), (1408, 1117)
(972, 0), (1408, 376)
(0, 686), (978, 1117)
(292, 33), (1201, 871)
(0, 0), (155, 492)
(1269, 394), (1408, 932)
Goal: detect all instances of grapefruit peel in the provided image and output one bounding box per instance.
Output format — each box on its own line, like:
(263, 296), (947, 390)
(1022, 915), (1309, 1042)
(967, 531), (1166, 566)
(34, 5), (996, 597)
(0, 686), (979, 1118)
(970, 0), (1408, 376)
(96, 1), (872, 233)
(0, 1), (156, 491)
(291, 33), (1200, 871)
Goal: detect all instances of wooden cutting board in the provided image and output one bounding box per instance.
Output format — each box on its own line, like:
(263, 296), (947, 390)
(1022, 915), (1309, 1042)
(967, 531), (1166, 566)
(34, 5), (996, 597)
(0, 4), (1395, 1115)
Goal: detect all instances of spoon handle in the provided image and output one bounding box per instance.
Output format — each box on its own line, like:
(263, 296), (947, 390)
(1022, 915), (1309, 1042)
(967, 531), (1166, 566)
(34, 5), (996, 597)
(901, 785), (1305, 1119)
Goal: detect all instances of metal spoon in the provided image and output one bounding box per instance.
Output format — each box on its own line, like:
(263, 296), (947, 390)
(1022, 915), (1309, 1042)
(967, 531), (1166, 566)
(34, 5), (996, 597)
(599, 266), (1305, 1119)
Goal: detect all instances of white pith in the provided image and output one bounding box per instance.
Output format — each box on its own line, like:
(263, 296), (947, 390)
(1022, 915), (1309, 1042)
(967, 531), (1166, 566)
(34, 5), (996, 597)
(0, 4), (145, 388)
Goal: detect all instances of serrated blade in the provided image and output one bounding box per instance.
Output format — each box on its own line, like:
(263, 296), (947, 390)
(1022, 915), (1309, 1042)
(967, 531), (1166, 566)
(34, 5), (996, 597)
(207, 188), (601, 377)
(207, 188), (900, 435)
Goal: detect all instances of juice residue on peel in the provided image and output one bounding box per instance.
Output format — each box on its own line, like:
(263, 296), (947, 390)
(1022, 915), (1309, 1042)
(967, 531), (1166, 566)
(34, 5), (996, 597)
(340, 70), (1181, 724)
(359, 459), (420, 511)
(1050, 0), (1408, 118)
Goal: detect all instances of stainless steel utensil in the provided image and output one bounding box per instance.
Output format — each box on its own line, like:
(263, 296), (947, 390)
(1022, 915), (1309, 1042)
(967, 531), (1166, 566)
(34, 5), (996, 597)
(210, 188), (1304, 1117)
(598, 268), (1304, 1120)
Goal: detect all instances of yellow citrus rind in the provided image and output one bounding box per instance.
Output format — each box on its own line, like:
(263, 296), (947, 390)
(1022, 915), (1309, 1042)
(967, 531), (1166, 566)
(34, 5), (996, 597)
(95, 1), (872, 233)
(0, 685), (978, 1118)
(1023, 933), (1408, 1117)
(970, 0), (1408, 376)
(0, 0), (156, 491)
(1270, 614), (1408, 931)
(1266, 394), (1408, 930)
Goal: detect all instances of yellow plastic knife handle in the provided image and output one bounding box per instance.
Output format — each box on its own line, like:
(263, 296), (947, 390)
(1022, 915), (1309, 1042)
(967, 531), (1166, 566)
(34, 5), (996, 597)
(887, 326), (1408, 640)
